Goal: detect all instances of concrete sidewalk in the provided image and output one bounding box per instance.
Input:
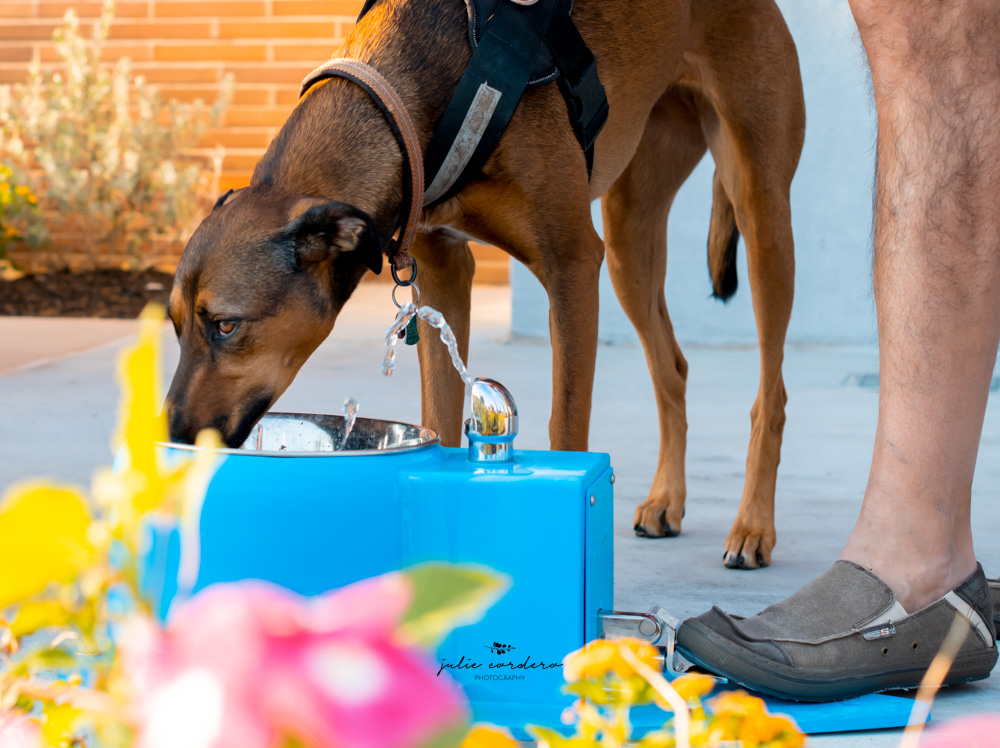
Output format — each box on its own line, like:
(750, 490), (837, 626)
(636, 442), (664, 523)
(1, 284), (998, 745)
(0, 316), (137, 376)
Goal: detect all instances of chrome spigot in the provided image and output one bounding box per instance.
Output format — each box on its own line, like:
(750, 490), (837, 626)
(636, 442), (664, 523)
(465, 378), (518, 462)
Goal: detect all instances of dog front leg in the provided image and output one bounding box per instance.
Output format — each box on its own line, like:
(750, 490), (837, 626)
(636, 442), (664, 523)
(537, 231), (605, 452)
(410, 227), (475, 447)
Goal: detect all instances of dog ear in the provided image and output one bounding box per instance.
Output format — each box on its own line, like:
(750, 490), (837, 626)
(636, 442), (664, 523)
(212, 187), (243, 211)
(280, 198), (383, 274)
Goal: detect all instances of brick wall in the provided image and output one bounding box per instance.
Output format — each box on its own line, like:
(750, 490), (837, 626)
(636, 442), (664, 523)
(0, 0), (508, 282)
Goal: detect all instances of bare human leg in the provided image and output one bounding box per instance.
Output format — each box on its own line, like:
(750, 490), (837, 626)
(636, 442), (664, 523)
(841, 0), (1000, 613)
(675, 0), (1000, 700)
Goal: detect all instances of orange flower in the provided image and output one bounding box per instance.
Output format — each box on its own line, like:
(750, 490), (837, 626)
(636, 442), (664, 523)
(563, 638), (660, 682)
(461, 725), (517, 748)
(740, 713), (805, 748)
(708, 691), (805, 748)
(564, 639), (620, 681)
(671, 672), (715, 703)
(710, 690), (766, 717)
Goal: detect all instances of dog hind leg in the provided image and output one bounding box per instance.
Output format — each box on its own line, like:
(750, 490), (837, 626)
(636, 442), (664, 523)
(604, 89), (709, 538)
(695, 9), (804, 567)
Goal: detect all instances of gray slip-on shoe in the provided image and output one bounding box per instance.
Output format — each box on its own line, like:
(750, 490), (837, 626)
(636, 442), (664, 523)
(989, 578), (1000, 631)
(677, 561), (997, 702)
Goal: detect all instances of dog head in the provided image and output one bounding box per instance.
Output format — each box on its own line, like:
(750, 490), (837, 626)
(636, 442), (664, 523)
(165, 186), (382, 447)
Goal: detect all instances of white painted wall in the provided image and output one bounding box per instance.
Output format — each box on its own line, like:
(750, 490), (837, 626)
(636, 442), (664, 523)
(510, 0), (879, 345)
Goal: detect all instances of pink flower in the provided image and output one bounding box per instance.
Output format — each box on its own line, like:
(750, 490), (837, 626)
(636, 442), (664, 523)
(919, 715), (1000, 747)
(121, 573), (468, 748)
(0, 712), (41, 748)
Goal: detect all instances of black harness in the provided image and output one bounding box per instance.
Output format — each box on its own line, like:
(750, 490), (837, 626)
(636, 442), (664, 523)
(356, 0), (609, 206)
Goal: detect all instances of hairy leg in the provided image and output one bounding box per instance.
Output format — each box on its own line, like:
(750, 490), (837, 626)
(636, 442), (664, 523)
(842, 0), (1000, 612)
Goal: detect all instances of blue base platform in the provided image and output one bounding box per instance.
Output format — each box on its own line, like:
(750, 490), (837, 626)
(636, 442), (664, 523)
(475, 691), (918, 740)
(142, 443), (921, 737)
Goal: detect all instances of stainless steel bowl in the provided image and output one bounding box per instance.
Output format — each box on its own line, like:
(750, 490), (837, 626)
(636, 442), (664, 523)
(161, 412), (439, 457)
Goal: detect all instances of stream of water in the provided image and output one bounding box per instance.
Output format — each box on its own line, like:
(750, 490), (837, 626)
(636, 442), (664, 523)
(382, 302), (473, 389)
(338, 397), (359, 450)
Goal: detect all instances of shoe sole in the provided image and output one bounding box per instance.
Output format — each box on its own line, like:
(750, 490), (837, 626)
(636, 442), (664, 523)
(677, 619), (998, 703)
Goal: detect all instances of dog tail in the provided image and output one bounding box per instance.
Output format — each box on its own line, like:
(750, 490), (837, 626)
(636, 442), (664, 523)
(707, 170), (739, 302)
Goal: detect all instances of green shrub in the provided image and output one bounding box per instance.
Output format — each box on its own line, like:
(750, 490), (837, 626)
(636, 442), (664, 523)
(0, 0), (233, 268)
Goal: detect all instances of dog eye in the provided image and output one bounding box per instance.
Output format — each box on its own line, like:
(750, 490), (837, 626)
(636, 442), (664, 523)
(216, 320), (238, 337)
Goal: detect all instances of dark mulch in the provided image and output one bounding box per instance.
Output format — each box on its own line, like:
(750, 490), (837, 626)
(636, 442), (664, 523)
(0, 268), (175, 318)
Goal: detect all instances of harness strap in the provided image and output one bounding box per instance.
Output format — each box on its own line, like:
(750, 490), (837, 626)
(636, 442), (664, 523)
(299, 59), (424, 269)
(422, 0), (607, 205)
(423, 0), (560, 205)
(546, 11), (608, 177)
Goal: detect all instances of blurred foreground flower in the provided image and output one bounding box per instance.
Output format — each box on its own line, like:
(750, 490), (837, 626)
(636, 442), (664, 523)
(535, 638), (806, 748)
(708, 691), (804, 748)
(122, 575), (469, 748)
(563, 637), (659, 683)
(918, 715), (1000, 748)
(461, 725), (517, 748)
(0, 711), (41, 748)
(0, 482), (95, 611)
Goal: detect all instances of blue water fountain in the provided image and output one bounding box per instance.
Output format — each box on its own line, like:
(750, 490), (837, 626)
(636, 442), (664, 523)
(141, 377), (920, 738)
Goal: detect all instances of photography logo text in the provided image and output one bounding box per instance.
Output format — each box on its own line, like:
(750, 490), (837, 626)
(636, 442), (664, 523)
(436, 641), (561, 682)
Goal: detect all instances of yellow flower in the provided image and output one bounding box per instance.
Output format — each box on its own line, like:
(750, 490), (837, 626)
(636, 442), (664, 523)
(462, 725), (517, 748)
(612, 637), (660, 680)
(709, 691), (805, 748)
(95, 304), (222, 555)
(112, 304), (169, 512)
(710, 690), (766, 717)
(671, 672), (715, 703)
(739, 713), (804, 748)
(41, 702), (81, 748)
(0, 482), (95, 610)
(563, 638), (660, 682)
(10, 600), (73, 637)
(564, 639), (619, 681)
(14, 185), (31, 197)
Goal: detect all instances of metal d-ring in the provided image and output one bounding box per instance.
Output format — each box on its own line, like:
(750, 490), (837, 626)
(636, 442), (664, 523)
(391, 259), (419, 309)
(391, 260), (418, 287)
(392, 281), (421, 309)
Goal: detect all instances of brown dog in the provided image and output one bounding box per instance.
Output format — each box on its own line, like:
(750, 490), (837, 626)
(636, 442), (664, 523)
(165, 0), (805, 569)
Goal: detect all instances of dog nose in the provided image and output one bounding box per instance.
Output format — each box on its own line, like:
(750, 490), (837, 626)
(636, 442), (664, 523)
(167, 406), (197, 445)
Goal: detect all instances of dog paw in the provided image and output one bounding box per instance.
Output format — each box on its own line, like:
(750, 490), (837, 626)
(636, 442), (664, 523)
(723, 520), (775, 569)
(633, 498), (683, 538)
